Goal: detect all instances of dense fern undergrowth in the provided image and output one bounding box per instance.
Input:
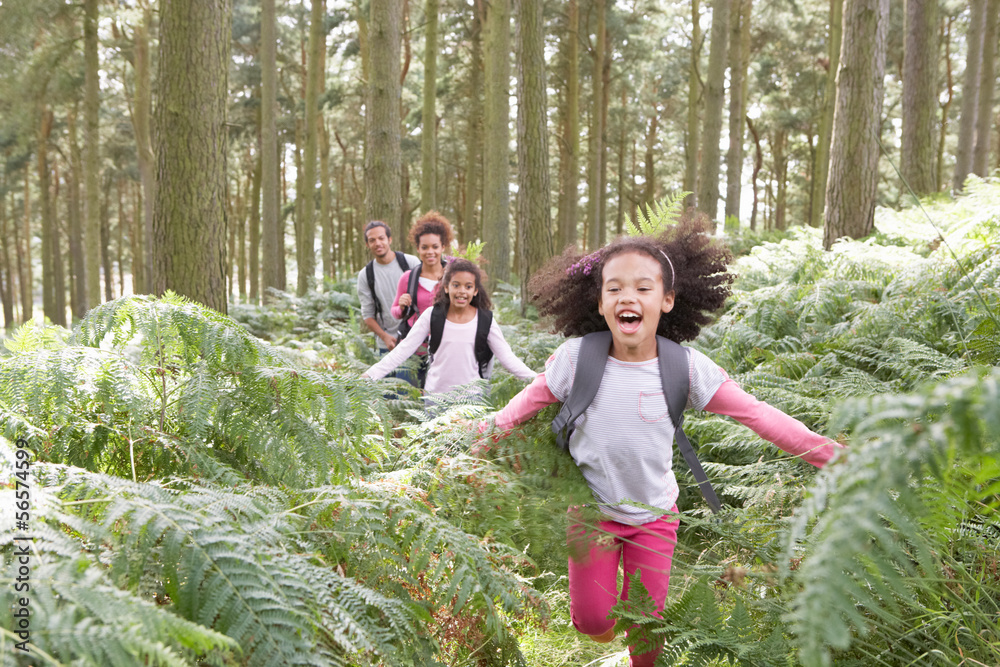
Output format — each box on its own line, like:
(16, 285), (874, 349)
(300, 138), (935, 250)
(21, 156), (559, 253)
(1, 180), (998, 666)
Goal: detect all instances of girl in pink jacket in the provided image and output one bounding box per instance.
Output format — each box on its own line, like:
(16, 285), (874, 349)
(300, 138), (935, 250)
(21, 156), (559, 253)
(484, 219), (844, 666)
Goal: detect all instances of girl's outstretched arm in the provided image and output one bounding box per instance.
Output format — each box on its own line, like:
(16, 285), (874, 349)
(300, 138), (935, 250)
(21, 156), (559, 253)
(485, 372), (560, 432)
(363, 308), (431, 380)
(703, 374), (844, 468)
(486, 319), (537, 382)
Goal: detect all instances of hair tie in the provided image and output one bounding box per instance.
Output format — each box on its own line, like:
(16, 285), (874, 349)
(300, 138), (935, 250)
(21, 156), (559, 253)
(659, 249), (675, 289)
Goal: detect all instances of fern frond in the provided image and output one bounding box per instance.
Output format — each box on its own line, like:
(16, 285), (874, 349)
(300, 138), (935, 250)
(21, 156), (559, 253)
(624, 191), (690, 236)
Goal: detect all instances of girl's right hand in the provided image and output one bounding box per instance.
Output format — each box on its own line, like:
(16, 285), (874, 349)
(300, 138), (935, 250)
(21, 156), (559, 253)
(398, 293), (412, 308)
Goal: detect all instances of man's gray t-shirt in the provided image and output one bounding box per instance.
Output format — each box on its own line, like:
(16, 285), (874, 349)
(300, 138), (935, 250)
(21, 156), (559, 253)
(356, 253), (419, 342)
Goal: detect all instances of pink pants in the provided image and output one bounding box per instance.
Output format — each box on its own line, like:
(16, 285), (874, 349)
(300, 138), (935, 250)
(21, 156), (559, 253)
(567, 511), (679, 667)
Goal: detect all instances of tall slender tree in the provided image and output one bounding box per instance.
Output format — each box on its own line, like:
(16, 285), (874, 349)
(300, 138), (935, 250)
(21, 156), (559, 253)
(684, 0), (702, 210)
(953, 0), (986, 191)
(298, 0), (325, 295)
(810, 0), (843, 226)
(587, 0), (606, 251)
(482, 0), (512, 283)
(365, 0), (403, 238)
(152, 0), (232, 312)
(515, 0), (553, 310)
(901, 0), (938, 197)
(66, 106), (87, 319)
(557, 0), (580, 250)
(421, 0), (439, 212)
(698, 0), (730, 223)
(83, 0), (100, 308)
(973, 0), (998, 176)
(260, 0), (283, 300)
(824, 0), (889, 250)
(725, 0), (752, 223)
(462, 3), (484, 245)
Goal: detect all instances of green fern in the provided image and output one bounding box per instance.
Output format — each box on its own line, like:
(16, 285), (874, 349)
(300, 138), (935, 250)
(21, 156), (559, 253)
(624, 191), (690, 236)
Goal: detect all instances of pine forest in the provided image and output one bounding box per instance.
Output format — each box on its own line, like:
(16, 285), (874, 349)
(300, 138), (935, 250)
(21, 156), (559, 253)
(0, 0), (998, 665)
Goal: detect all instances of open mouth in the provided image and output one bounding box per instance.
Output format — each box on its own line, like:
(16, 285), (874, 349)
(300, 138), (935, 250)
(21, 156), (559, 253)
(617, 310), (643, 334)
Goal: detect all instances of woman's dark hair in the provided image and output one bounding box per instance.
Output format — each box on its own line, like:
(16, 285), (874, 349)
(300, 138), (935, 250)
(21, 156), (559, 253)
(433, 258), (492, 311)
(409, 210), (455, 249)
(529, 213), (733, 342)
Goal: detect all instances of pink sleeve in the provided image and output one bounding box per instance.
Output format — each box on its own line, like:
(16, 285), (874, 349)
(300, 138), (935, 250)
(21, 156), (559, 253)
(703, 378), (844, 468)
(390, 271), (409, 320)
(478, 372), (559, 434)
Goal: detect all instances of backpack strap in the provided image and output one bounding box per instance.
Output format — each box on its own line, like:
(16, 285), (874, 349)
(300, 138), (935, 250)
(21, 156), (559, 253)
(474, 309), (494, 378)
(365, 261), (381, 325)
(394, 251), (409, 273)
(396, 264), (423, 340)
(551, 331), (612, 451)
(427, 303), (448, 361)
(656, 336), (722, 514)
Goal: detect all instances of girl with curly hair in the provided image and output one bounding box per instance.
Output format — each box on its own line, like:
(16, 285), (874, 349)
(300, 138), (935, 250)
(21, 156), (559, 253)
(483, 217), (844, 666)
(365, 259), (536, 395)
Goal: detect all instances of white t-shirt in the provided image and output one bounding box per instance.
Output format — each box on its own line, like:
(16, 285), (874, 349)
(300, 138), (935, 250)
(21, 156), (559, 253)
(366, 307), (536, 394)
(544, 337), (726, 524)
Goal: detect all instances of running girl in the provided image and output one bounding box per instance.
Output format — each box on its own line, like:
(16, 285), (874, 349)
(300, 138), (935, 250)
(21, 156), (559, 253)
(483, 218), (844, 666)
(364, 259), (536, 395)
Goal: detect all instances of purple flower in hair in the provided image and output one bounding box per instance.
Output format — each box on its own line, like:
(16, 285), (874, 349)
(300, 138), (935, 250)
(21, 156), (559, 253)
(566, 250), (604, 277)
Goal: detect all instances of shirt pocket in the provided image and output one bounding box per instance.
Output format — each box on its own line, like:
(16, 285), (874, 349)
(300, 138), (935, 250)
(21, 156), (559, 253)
(638, 390), (670, 423)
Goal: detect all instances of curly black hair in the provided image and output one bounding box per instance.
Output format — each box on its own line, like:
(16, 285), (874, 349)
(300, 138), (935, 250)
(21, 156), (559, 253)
(432, 258), (493, 311)
(409, 210), (455, 249)
(529, 214), (733, 342)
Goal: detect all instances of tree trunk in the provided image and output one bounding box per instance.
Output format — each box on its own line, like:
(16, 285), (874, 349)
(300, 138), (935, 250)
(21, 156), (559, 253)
(515, 0), (553, 308)
(901, 0), (939, 197)
(684, 0), (702, 209)
(261, 0), (283, 300)
(462, 2), (484, 245)
(725, 0), (752, 223)
(746, 116), (762, 230)
(131, 182), (144, 296)
(643, 111), (658, 211)
(587, 0), (606, 251)
(39, 109), (60, 324)
(973, 0), (998, 176)
(698, 0), (730, 223)
(953, 0), (985, 191)
(319, 119), (333, 279)
(482, 0), (512, 283)
(153, 0), (232, 313)
(250, 147), (262, 302)
(132, 1), (156, 293)
(365, 0), (403, 239)
(810, 0), (844, 227)
(18, 171), (32, 322)
(0, 184), (12, 328)
(557, 0), (580, 250)
(52, 166), (66, 320)
(84, 0), (100, 309)
(937, 15), (954, 191)
(773, 128), (787, 231)
(67, 106), (88, 318)
(824, 0), (889, 250)
(101, 175), (114, 302)
(296, 0), (323, 295)
(421, 0), (439, 212)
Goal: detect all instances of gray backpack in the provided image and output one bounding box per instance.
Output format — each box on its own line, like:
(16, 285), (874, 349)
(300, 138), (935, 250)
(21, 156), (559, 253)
(550, 331), (723, 513)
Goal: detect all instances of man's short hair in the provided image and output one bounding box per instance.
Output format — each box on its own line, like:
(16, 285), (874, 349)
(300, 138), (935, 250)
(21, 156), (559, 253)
(363, 220), (392, 240)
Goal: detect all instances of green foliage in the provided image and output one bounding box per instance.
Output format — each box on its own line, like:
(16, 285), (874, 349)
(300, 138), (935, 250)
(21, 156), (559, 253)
(625, 191), (690, 236)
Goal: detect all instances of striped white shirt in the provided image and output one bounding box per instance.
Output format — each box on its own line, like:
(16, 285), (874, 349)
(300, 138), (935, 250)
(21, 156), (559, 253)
(545, 337), (726, 524)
